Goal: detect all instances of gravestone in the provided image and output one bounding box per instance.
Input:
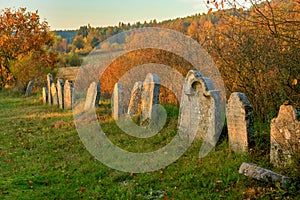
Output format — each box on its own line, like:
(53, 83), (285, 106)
(50, 83), (59, 106)
(112, 82), (124, 120)
(270, 104), (300, 167)
(84, 82), (101, 111)
(64, 80), (74, 110)
(178, 70), (222, 158)
(42, 87), (48, 104)
(140, 73), (160, 123)
(57, 79), (64, 109)
(239, 162), (291, 188)
(127, 81), (143, 117)
(47, 73), (53, 105)
(226, 92), (254, 153)
(25, 81), (34, 97)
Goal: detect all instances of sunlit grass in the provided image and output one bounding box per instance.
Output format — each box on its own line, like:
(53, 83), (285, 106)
(0, 91), (299, 199)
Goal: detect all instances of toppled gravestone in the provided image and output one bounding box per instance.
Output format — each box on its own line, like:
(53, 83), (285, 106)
(84, 82), (101, 111)
(178, 70), (222, 158)
(226, 92), (254, 153)
(140, 73), (160, 124)
(270, 104), (300, 167)
(239, 162), (291, 188)
(25, 80), (34, 97)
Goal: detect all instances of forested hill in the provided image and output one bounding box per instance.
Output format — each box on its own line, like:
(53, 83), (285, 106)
(53, 10), (229, 49)
(54, 0), (299, 122)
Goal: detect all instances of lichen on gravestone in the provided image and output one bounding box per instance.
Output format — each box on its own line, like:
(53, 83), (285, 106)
(226, 92), (254, 153)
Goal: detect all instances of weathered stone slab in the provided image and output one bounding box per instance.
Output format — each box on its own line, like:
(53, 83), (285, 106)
(127, 81), (143, 117)
(64, 80), (74, 110)
(239, 162), (291, 188)
(112, 82), (124, 120)
(42, 87), (48, 104)
(47, 73), (53, 105)
(57, 79), (64, 109)
(270, 104), (300, 167)
(25, 80), (34, 97)
(178, 70), (222, 158)
(84, 82), (101, 111)
(50, 83), (58, 106)
(226, 92), (254, 153)
(140, 73), (160, 123)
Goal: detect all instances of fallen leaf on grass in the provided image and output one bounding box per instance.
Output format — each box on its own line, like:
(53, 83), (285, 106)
(81, 187), (86, 193)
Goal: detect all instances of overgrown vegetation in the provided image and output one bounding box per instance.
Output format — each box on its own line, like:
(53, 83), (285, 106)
(0, 91), (299, 199)
(53, 0), (299, 122)
(0, 8), (59, 90)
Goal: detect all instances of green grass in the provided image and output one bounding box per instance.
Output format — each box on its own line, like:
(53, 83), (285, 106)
(0, 91), (299, 199)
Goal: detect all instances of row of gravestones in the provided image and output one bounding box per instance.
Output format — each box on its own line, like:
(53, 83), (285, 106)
(111, 73), (161, 124)
(227, 92), (300, 168)
(82, 73), (161, 125)
(82, 70), (299, 169)
(43, 73), (75, 109)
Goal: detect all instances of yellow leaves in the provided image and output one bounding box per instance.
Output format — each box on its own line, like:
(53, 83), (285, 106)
(292, 79), (298, 86)
(215, 2), (219, 9)
(31, 13), (37, 20)
(219, 35), (223, 42)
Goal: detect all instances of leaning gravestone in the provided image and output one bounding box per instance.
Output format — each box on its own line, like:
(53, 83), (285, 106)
(178, 70), (222, 158)
(226, 92), (254, 153)
(25, 80), (34, 97)
(112, 82), (124, 120)
(270, 104), (300, 167)
(57, 79), (64, 109)
(140, 73), (160, 123)
(50, 83), (59, 106)
(64, 80), (74, 110)
(47, 73), (53, 105)
(127, 81), (143, 117)
(84, 82), (101, 111)
(42, 87), (48, 104)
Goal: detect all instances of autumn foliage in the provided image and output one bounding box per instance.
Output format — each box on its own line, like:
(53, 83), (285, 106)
(0, 8), (58, 89)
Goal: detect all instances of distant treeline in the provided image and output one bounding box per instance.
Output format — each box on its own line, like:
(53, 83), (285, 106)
(53, 0), (299, 122)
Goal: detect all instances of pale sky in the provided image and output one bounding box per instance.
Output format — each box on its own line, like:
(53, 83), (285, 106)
(0, 0), (210, 30)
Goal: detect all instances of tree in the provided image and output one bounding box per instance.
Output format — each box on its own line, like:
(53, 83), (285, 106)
(0, 8), (58, 88)
(204, 0), (300, 121)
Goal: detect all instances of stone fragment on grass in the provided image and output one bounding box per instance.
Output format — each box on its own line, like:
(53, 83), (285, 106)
(239, 162), (291, 188)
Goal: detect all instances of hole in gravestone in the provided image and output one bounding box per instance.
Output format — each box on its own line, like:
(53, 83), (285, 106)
(192, 82), (200, 92)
